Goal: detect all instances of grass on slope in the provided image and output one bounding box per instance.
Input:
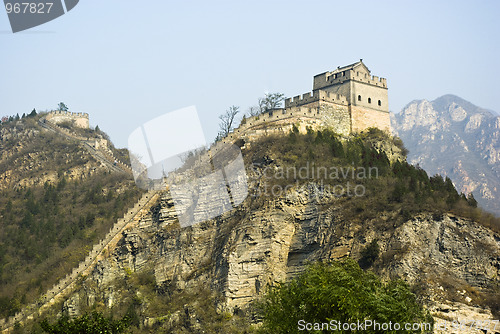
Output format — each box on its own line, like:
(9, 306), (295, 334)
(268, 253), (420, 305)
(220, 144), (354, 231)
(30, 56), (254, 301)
(0, 116), (143, 320)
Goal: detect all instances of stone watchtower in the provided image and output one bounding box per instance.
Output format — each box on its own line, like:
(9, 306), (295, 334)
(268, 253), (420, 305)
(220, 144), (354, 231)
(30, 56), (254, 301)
(311, 60), (390, 132)
(231, 60), (390, 144)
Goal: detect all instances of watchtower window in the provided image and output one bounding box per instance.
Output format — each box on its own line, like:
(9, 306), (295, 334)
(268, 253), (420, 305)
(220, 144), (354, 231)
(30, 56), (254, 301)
(342, 71), (345, 76)
(358, 95), (361, 101)
(368, 98), (372, 104)
(378, 100), (381, 106)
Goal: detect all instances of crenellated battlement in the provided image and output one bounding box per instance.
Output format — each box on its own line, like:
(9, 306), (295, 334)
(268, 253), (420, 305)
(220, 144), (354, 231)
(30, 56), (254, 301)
(353, 74), (387, 87)
(314, 69), (387, 90)
(47, 110), (89, 118)
(285, 90), (348, 108)
(45, 110), (89, 129)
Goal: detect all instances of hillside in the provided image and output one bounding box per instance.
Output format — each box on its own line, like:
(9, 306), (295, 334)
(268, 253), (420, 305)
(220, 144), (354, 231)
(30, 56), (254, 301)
(0, 112), (142, 321)
(391, 95), (500, 216)
(6, 126), (499, 333)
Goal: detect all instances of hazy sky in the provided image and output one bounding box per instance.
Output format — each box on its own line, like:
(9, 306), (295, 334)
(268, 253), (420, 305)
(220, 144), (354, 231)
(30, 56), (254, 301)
(1, 0), (499, 148)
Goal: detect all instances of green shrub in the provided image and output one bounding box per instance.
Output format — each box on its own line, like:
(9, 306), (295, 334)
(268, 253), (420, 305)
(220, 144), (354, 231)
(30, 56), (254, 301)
(257, 259), (433, 333)
(39, 311), (130, 333)
(359, 239), (380, 268)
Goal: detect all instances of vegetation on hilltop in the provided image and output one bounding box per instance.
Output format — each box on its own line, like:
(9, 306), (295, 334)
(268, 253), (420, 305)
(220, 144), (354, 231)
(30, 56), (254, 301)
(0, 115), (142, 320)
(244, 127), (499, 233)
(4, 117), (499, 331)
(242, 126), (500, 323)
(246, 92), (285, 117)
(0, 109), (37, 125)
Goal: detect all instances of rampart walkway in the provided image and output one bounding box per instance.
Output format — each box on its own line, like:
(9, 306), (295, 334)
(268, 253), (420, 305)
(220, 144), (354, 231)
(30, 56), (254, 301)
(2, 109), (326, 331)
(38, 118), (133, 174)
(0, 120), (158, 332)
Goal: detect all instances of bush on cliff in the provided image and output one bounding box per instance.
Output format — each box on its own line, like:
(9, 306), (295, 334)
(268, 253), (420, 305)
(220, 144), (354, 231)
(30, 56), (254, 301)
(39, 311), (130, 334)
(257, 258), (434, 334)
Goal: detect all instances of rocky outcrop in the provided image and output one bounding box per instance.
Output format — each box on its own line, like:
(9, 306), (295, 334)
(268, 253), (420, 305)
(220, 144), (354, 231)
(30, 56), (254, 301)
(392, 94), (500, 215)
(0, 118), (115, 190)
(4, 109), (499, 333)
(54, 180), (500, 331)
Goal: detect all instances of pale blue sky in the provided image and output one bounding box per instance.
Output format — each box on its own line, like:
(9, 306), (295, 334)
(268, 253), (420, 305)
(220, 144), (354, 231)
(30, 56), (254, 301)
(1, 0), (499, 147)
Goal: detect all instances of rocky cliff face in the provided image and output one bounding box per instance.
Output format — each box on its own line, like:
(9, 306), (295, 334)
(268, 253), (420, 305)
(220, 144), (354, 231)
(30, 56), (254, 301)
(59, 172), (500, 332)
(0, 115), (143, 329)
(6, 119), (500, 333)
(391, 95), (500, 215)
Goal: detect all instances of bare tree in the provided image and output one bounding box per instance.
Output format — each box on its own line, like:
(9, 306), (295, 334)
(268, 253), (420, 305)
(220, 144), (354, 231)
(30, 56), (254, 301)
(247, 106), (260, 117)
(263, 92), (285, 110)
(258, 97), (267, 113)
(247, 92), (285, 116)
(217, 105), (240, 140)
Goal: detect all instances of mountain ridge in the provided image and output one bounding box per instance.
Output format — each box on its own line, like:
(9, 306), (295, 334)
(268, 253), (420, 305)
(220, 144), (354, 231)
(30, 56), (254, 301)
(392, 94), (500, 216)
(1, 107), (499, 333)
(0, 112), (143, 325)
(3, 126), (499, 333)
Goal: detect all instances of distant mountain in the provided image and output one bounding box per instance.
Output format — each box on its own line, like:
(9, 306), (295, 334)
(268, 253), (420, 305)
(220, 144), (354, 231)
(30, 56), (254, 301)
(391, 94), (500, 215)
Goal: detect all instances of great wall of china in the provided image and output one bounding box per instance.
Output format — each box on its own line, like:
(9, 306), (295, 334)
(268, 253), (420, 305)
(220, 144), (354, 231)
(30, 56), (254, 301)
(1, 61), (391, 331)
(38, 117), (133, 174)
(44, 111), (89, 129)
(1, 104), (345, 331)
(0, 190), (159, 332)
(0, 117), (156, 332)
(196, 102), (354, 168)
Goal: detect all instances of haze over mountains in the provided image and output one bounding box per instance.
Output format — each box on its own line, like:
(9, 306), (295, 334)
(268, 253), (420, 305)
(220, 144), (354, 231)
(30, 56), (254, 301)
(391, 94), (500, 216)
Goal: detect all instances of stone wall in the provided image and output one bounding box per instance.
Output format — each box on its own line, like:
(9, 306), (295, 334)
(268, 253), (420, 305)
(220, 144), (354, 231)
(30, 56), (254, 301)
(350, 105), (391, 133)
(40, 119), (132, 174)
(350, 80), (388, 112)
(284, 90), (348, 108)
(217, 103), (351, 147)
(317, 76), (388, 113)
(166, 104), (354, 185)
(313, 69), (354, 90)
(0, 190), (159, 332)
(45, 111), (89, 129)
(207, 98), (388, 158)
(318, 82), (352, 106)
(314, 68), (387, 92)
(320, 103), (351, 135)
